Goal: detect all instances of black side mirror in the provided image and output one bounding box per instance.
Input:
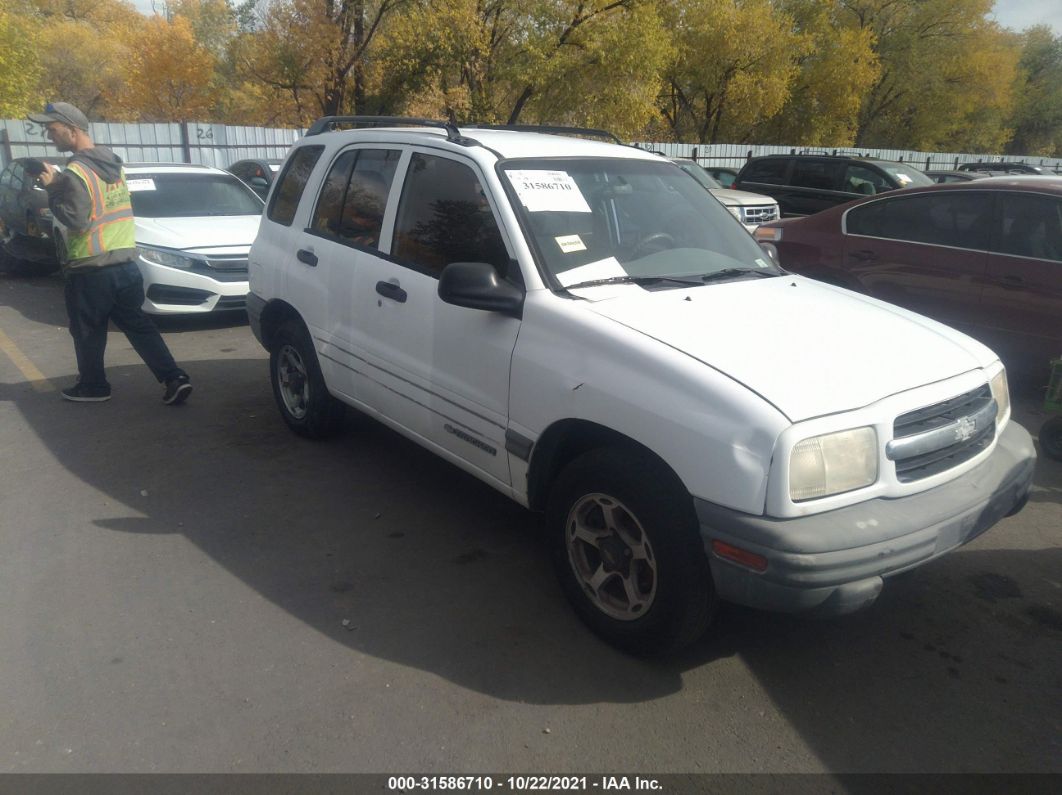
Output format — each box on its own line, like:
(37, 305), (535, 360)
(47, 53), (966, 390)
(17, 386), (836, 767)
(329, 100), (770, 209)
(438, 261), (524, 319)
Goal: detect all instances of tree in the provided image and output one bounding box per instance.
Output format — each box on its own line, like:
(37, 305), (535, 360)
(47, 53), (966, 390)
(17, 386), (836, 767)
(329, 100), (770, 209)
(1007, 26), (1062, 157)
(107, 15), (219, 121)
(842, 0), (1019, 151)
(232, 0), (410, 123)
(0, 7), (43, 117)
(660, 0), (809, 144)
(759, 0), (880, 146)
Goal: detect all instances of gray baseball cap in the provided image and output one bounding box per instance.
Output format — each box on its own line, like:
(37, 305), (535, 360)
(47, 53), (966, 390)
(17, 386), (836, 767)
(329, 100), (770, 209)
(28, 102), (90, 131)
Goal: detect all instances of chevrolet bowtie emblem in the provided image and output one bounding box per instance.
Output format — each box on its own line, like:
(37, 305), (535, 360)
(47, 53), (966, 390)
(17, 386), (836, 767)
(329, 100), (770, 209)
(955, 416), (977, 443)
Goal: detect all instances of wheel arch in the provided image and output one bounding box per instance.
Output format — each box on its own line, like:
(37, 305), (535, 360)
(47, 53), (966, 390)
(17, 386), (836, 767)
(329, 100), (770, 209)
(525, 419), (687, 512)
(259, 299), (305, 352)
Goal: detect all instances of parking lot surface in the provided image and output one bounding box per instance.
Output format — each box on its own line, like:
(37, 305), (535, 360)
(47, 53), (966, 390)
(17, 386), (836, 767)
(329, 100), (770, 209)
(0, 271), (1059, 776)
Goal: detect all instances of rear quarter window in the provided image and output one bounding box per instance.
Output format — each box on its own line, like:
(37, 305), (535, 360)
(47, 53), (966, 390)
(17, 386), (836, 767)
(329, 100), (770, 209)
(741, 159), (789, 185)
(267, 146), (325, 226)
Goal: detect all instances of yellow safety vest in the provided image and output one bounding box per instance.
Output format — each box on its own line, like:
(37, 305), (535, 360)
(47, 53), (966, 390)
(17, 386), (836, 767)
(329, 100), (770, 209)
(64, 162), (136, 261)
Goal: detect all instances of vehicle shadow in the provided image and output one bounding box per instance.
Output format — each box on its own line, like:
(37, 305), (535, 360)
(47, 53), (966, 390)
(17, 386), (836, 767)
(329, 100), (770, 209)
(1, 360), (1058, 770)
(0, 361), (694, 705)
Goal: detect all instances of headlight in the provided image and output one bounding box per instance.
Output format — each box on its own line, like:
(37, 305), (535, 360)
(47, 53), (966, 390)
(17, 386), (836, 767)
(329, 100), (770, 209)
(789, 427), (878, 502)
(754, 226), (782, 242)
(990, 368), (1010, 425)
(137, 246), (201, 270)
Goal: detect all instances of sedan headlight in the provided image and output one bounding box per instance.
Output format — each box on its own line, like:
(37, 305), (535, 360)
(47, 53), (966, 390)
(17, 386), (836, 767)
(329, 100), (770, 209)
(789, 427), (878, 502)
(990, 368), (1010, 425)
(137, 246), (202, 270)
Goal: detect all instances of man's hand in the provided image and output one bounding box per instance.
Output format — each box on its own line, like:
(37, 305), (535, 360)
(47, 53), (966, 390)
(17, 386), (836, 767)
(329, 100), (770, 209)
(37, 163), (57, 187)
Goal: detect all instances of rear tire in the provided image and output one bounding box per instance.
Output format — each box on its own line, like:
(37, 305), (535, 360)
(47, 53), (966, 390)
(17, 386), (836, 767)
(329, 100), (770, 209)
(269, 319), (346, 438)
(1041, 416), (1062, 461)
(546, 446), (716, 655)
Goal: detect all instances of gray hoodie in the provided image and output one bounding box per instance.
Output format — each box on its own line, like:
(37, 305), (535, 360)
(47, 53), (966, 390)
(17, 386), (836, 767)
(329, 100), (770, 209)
(45, 146), (137, 271)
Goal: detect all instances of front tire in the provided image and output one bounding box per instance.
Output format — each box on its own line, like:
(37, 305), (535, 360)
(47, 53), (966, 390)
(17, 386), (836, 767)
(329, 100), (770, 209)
(269, 319), (346, 438)
(1040, 416), (1062, 461)
(546, 447), (716, 655)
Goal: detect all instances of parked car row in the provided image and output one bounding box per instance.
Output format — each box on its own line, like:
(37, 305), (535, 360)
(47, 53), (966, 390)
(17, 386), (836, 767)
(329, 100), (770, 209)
(4, 142), (1058, 392)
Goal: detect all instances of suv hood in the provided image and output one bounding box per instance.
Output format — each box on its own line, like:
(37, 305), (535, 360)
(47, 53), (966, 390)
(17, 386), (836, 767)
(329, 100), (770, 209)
(709, 187), (777, 207)
(586, 276), (991, 422)
(134, 216), (262, 251)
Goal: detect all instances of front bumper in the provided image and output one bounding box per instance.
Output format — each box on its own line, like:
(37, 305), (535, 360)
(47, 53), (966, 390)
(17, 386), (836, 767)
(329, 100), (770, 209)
(696, 421), (1036, 616)
(137, 259), (248, 315)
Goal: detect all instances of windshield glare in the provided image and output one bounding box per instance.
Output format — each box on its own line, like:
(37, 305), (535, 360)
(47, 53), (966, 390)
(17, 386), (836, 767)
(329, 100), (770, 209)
(127, 173), (264, 218)
(880, 164), (934, 188)
(501, 158), (778, 288)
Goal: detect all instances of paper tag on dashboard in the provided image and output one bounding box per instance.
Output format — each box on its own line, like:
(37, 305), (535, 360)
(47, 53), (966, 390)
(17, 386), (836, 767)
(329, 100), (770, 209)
(555, 234), (587, 253)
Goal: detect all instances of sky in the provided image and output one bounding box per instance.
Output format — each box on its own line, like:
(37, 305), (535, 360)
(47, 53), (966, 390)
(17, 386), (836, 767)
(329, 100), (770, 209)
(990, 0), (1062, 35)
(131, 0), (1062, 36)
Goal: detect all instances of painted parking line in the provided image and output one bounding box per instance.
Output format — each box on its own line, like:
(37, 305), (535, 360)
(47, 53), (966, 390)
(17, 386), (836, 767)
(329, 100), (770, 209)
(0, 327), (55, 392)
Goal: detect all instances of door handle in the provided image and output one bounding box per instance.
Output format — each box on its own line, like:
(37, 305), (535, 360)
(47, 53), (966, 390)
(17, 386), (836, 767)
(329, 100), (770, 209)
(376, 280), (407, 303)
(848, 249), (878, 262)
(297, 248), (318, 267)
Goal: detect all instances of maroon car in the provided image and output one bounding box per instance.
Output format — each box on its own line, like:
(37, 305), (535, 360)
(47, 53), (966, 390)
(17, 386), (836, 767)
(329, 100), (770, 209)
(755, 176), (1062, 383)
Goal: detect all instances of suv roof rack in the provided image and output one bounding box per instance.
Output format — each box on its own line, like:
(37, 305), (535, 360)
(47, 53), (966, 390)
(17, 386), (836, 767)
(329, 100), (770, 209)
(463, 123), (623, 144)
(305, 116), (481, 146)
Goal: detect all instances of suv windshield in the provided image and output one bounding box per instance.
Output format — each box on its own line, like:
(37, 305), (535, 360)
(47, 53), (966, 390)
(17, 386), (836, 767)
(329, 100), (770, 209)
(672, 160), (723, 190)
(878, 163), (933, 188)
(501, 158), (779, 289)
(127, 173), (264, 218)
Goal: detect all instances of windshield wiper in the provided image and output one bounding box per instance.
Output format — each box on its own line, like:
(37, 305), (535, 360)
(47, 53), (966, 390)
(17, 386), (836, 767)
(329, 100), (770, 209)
(563, 274), (706, 291)
(698, 268), (778, 283)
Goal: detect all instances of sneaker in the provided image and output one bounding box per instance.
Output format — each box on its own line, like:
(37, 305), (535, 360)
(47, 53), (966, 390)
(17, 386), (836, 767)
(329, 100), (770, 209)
(61, 383), (111, 402)
(163, 375), (192, 405)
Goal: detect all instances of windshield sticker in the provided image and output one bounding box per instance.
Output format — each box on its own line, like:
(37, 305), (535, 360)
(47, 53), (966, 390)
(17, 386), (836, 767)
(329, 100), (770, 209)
(754, 258), (770, 268)
(127, 178), (156, 192)
(895, 173), (913, 186)
(555, 234), (587, 253)
(506, 170), (592, 213)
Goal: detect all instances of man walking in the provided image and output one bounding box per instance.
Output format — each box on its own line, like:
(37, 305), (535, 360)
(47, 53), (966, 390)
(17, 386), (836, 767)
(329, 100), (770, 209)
(29, 102), (192, 404)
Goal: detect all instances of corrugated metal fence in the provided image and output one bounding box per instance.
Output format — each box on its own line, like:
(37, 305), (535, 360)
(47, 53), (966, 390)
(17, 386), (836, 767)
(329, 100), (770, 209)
(0, 119), (301, 168)
(637, 141), (1062, 174)
(3, 119), (1060, 173)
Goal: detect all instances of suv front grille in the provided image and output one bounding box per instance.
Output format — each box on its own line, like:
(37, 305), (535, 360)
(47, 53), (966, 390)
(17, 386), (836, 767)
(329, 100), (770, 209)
(740, 205), (779, 225)
(887, 385), (996, 483)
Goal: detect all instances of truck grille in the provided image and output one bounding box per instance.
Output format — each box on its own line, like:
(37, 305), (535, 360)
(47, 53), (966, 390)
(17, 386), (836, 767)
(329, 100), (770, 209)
(887, 385), (996, 483)
(740, 205), (779, 225)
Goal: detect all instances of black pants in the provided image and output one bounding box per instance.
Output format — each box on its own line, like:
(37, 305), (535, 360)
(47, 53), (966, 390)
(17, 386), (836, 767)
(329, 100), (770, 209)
(64, 261), (185, 390)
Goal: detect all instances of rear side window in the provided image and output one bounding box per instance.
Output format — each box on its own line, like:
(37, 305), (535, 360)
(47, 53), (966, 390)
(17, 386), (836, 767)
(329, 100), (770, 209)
(741, 159), (788, 185)
(847, 192), (992, 250)
(790, 160), (842, 191)
(267, 145), (324, 226)
(995, 193), (1062, 262)
(392, 153), (508, 278)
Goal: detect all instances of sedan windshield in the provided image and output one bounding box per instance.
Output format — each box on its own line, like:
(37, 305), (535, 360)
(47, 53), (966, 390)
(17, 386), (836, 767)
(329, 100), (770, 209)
(501, 158), (780, 289)
(127, 173), (264, 218)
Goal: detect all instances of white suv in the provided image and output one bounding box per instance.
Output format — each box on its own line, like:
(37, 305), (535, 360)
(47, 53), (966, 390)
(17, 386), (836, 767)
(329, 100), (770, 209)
(247, 119), (1035, 654)
(55, 163), (264, 314)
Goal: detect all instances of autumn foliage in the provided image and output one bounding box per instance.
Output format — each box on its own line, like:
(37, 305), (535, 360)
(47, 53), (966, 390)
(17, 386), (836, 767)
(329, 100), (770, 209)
(1, 0), (1060, 156)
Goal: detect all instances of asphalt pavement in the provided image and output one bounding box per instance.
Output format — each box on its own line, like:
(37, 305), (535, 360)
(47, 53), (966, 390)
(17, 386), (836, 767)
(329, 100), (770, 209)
(0, 270), (1059, 782)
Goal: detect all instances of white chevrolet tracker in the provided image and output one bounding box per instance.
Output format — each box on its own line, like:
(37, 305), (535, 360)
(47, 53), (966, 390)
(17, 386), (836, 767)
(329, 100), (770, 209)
(247, 118), (1036, 654)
